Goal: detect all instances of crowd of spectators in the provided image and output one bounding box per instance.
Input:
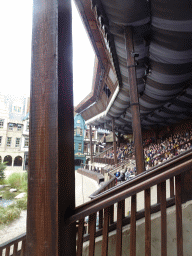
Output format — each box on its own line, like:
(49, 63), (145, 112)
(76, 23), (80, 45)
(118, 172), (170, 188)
(103, 143), (134, 160)
(144, 131), (192, 170)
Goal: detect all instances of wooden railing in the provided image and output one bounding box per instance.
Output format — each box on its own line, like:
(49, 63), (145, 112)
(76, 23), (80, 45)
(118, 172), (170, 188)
(89, 177), (116, 199)
(0, 233), (26, 256)
(94, 146), (113, 159)
(70, 150), (192, 256)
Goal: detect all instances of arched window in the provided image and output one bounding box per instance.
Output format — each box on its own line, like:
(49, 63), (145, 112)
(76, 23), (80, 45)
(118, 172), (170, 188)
(4, 155), (12, 166)
(14, 156), (22, 166)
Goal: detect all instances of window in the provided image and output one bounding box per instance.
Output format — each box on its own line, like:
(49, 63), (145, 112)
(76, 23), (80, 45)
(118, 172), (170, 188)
(17, 124), (22, 131)
(103, 84), (111, 98)
(76, 127), (80, 134)
(74, 129), (76, 136)
(26, 121), (29, 131)
(8, 123), (13, 131)
(7, 137), (12, 147)
(12, 105), (22, 113)
(78, 143), (82, 151)
(0, 136), (2, 146)
(15, 138), (20, 147)
(80, 129), (83, 136)
(24, 137), (29, 147)
(0, 119), (4, 128)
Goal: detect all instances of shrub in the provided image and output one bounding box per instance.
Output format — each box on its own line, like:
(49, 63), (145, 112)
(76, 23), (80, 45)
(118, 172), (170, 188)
(0, 205), (21, 225)
(6, 172), (28, 192)
(2, 190), (16, 200)
(15, 196), (28, 210)
(0, 162), (6, 183)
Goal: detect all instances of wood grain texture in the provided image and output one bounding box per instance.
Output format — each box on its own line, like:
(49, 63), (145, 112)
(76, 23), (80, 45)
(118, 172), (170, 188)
(175, 174), (183, 256)
(160, 181), (167, 256)
(145, 188), (151, 256)
(89, 213), (96, 256)
(102, 207), (109, 256)
(116, 201), (123, 256)
(130, 195), (136, 256)
(170, 177), (174, 198)
(77, 219), (84, 256)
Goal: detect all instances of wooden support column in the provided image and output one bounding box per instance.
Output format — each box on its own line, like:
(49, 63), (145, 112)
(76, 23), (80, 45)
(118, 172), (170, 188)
(125, 27), (145, 174)
(26, 1), (75, 255)
(112, 118), (117, 165)
(90, 125), (93, 164)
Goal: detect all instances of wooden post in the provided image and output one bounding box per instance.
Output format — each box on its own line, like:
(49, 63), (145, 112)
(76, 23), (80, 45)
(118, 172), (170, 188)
(112, 118), (117, 165)
(26, 1), (76, 255)
(90, 125), (93, 164)
(125, 27), (145, 174)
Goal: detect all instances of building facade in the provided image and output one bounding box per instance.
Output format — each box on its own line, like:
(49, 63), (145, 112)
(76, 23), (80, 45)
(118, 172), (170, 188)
(0, 94), (29, 170)
(74, 114), (86, 169)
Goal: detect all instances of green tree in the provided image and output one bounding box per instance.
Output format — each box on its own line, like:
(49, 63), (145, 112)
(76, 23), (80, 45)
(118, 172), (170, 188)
(0, 162), (6, 182)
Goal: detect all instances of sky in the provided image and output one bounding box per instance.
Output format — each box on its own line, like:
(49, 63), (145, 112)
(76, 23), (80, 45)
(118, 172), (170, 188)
(0, 0), (95, 107)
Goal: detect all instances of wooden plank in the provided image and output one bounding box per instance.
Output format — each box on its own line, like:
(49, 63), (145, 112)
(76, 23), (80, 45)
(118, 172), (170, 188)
(89, 213), (96, 256)
(175, 174), (183, 256)
(122, 199), (125, 219)
(109, 204), (114, 224)
(76, 219), (84, 256)
(99, 209), (103, 229)
(102, 207), (109, 256)
(145, 188), (151, 256)
(160, 181), (167, 256)
(0, 248), (2, 256)
(170, 177), (174, 198)
(21, 239), (26, 256)
(116, 201), (123, 256)
(125, 26), (145, 174)
(5, 246), (10, 256)
(27, 1), (75, 256)
(13, 242), (18, 256)
(130, 194), (136, 256)
(157, 183), (161, 203)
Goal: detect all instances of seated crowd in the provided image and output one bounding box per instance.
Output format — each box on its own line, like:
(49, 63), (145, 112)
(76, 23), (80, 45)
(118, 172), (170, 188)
(144, 131), (192, 170)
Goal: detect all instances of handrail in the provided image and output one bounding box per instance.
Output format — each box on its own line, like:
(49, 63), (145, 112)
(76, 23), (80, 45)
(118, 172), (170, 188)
(89, 177), (116, 199)
(67, 150), (192, 224)
(0, 233), (26, 256)
(94, 145), (113, 158)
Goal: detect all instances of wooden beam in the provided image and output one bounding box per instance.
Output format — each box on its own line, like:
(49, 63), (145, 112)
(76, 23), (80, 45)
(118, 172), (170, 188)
(26, 1), (75, 255)
(112, 118), (117, 165)
(90, 125), (93, 164)
(125, 26), (145, 174)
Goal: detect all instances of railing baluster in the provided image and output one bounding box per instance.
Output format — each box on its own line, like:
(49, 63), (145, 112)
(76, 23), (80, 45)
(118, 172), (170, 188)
(0, 248), (2, 256)
(21, 239), (26, 256)
(13, 242), (18, 256)
(99, 209), (103, 229)
(130, 194), (136, 256)
(109, 204), (114, 224)
(175, 174), (183, 256)
(77, 218), (84, 256)
(157, 183), (161, 203)
(170, 177), (174, 198)
(102, 207), (109, 256)
(160, 181), (167, 256)
(145, 188), (151, 256)
(122, 199), (125, 219)
(116, 201), (123, 256)
(5, 246), (10, 256)
(89, 213), (96, 256)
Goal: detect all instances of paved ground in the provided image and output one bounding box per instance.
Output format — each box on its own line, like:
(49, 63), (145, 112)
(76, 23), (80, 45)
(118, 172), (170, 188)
(0, 171), (99, 246)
